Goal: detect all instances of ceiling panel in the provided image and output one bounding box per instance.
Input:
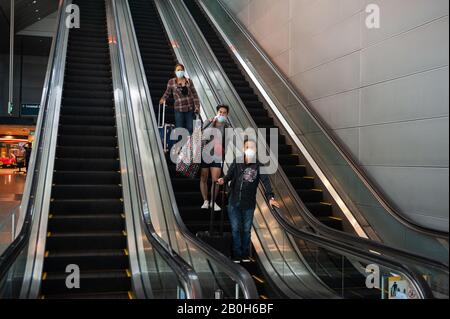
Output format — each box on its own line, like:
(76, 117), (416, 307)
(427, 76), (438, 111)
(0, 0), (58, 53)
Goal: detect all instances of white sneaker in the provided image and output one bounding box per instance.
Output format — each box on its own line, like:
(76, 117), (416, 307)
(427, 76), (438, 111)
(201, 200), (210, 209)
(213, 203), (221, 212)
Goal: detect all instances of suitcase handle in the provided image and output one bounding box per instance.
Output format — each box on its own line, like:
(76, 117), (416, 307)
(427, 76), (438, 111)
(209, 181), (226, 236)
(209, 182), (216, 234)
(158, 101), (166, 128)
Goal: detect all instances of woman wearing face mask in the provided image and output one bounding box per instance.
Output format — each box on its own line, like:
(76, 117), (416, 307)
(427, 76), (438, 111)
(200, 105), (231, 211)
(160, 64), (200, 135)
(218, 138), (280, 263)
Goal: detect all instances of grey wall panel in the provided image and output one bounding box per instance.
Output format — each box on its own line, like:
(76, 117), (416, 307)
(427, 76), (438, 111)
(361, 0), (449, 46)
(364, 166), (449, 231)
(291, 51), (361, 101)
(312, 89), (360, 129)
(360, 117), (449, 167)
(361, 16), (449, 86)
(360, 67), (449, 126)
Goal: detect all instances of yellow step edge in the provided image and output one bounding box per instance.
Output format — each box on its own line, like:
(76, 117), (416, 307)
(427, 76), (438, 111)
(42, 273), (47, 281)
(122, 230), (127, 236)
(45, 251), (49, 258)
(303, 176), (315, 180)
(128, 291), (134, 299)
(252, 275), (264, 284)
(311, 189), (323, 192)
(329, 216), (343, 221)
(320, 202), (333, 206)
(126, 269), (131, 278)
(49, 214), (53, 219)
(123, 249), (129, 256)
(121, 214), (125, 219)
(260, 295), (269, 300)
(47, 232), (52, 237)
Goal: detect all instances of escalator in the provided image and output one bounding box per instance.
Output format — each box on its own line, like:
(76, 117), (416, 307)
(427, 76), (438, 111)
(128, 0), (273, 299)
(170, 0), (386, 299)
(183, 0), (343, 232)
(41, 0), (131, 299)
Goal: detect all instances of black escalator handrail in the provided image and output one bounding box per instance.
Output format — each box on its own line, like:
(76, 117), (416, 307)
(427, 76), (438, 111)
(269, 175), (450, 271)
(268, 203), (439, 299)
(0, 0), (66, 283)
(126, 0), (258, 299)
(212, 0), (448, 240)
(110, 0), (202, 299)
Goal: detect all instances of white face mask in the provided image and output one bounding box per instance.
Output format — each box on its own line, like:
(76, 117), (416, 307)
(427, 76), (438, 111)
(245, 149), (256, 161)
(175, 70), (185, 78)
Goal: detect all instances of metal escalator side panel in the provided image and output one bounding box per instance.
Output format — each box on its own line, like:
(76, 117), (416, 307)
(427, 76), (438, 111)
(108, 0), (204, 299)
(106, 0), (150, 300)
(0, 0), (72, 299)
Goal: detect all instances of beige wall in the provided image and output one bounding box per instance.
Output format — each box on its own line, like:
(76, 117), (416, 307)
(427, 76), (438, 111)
(221, 0), (449, 231)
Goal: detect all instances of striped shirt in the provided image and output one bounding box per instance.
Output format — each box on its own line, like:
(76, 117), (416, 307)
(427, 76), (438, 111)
(162, 77), (200, 113)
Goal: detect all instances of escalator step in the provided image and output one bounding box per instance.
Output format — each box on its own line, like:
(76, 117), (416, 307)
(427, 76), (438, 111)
(58, 135), (117, 147)
(60, 116), (116, 127)
(50, 199), (123, 215)
(64, 75), (112, 84)
(51, 185), (122, 200)
(61, 106), (114, 117)
(41, 270), (130, 295)
(46, 232), (127, 251)
(288, 177), (315, 189)
(44, 250), (129, 272)
(62, 97), (113, 107)
(53, 171), (121, 185)
(54, 159), (120, 171)
(296, 189), (324, 202)
(48, 215), (125, 233)
(56, 146), (118, 159)
(305, 202), (333, 217)
(59, 125), (117, 137)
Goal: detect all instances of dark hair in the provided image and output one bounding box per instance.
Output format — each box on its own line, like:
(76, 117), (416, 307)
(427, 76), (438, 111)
(216, 104), (230, 113)
(175, 63), (185, 71)
(244, 137), (257, 147)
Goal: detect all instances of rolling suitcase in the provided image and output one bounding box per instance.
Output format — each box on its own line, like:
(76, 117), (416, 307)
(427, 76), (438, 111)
(196, 182), (233, 257)
(158, 102), (175, 153)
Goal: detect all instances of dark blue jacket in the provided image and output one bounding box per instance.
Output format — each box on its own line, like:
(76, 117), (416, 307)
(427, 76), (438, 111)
(223, 158), (275, 210)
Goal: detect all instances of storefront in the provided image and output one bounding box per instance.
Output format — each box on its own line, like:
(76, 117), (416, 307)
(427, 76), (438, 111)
(0, 126), (34, 170)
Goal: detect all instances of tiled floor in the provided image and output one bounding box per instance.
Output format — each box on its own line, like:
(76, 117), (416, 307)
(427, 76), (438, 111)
(0, 169), (26, 253)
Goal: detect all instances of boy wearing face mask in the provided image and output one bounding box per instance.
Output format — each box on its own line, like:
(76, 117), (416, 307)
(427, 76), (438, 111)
(160, 63), (200, 135)
(200, 105), (231, 211)
(218, 139), (280, 263)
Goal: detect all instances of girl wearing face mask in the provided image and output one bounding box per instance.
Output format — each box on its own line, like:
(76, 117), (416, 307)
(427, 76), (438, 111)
(217, 138), (280, 263)
(200, 105), (231, 211)
(160, 64), (200, 135)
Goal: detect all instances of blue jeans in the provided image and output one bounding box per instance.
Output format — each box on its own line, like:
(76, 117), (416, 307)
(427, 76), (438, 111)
(174, 110), (194, 136)
(227, 201), (254, 258)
